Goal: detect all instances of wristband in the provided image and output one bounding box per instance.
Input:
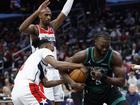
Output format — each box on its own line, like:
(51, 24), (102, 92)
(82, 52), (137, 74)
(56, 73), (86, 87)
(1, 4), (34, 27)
(61, 0), (74, 16)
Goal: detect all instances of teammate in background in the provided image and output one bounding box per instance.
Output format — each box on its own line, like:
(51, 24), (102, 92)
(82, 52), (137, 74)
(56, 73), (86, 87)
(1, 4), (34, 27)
(18, 0), (75, 105)
(11, 38), (85, 105)
(66, 31), (129, 105)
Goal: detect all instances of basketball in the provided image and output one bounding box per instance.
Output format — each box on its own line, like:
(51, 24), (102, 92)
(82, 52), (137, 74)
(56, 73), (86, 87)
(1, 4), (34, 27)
(69, 69), (86, 83)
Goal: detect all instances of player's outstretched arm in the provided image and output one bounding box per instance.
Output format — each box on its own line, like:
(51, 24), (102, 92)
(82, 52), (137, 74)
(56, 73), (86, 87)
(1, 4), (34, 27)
(43, 55), (85, 72)
(51, 0), (74, 30)
(19, 0), (50, 33)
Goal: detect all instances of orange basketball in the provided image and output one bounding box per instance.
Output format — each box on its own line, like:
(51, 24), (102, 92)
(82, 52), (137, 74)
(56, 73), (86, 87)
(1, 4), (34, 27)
(69, 69), (86, 83)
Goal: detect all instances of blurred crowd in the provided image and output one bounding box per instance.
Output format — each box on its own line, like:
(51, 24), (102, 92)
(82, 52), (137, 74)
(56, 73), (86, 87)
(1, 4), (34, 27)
(0, 7), (140, 105)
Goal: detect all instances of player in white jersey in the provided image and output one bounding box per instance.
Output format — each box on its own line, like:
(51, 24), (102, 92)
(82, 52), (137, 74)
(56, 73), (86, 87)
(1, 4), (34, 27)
(19, 0), (74, 104)
(11, 38), (85, 105)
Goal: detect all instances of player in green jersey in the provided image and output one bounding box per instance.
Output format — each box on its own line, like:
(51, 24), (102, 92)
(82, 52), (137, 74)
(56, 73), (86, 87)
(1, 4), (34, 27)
(66, 31), (129, 105)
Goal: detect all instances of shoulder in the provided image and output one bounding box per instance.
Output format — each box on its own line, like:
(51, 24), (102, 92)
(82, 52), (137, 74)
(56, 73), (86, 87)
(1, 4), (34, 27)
(40, 48), (53, 53)
(38, 48), (54, 59)
(112, 50), (121, 58)
(111, 50), (123, 65)
(67, 49), (87, 63)
(73, 49), (87, 58)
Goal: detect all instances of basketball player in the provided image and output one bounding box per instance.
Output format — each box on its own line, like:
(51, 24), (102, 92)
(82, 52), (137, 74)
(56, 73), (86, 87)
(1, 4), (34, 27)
(66, 31), (129, 105)
(18, 0), (75, 104)
(11, 38), (85, 105)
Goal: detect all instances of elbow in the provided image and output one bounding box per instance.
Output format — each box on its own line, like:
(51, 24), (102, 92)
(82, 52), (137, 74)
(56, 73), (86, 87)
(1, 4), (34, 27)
(19, 26), (23, 32)
(19, 24), (26, 32)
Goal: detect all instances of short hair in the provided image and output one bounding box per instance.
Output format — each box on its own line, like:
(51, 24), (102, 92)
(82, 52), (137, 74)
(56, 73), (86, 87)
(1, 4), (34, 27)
(32, 37), (50, 48)
(94, 31), (111, 41)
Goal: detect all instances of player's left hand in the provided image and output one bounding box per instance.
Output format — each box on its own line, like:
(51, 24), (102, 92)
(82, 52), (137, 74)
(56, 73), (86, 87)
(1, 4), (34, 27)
(92, 70), (103, 80)
(37, 0), (50, 13)
(71, 82), (85, 92)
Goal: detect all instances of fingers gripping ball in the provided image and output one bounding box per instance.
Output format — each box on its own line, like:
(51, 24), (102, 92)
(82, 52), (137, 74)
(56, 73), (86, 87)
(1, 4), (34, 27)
(69, 69), (86, 83)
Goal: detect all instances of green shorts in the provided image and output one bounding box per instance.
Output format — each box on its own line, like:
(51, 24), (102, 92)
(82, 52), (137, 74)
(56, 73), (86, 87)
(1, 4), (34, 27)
(84, 86), (128, 105)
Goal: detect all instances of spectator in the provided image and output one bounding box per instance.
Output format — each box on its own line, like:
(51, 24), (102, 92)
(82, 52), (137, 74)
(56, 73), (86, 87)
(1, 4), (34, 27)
(127, 71), (138, 86)
(126, 84), (140, 105)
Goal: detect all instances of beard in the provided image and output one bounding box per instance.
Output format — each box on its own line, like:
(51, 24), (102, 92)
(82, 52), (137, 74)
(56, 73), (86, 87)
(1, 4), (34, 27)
(95, 47), (106, 56)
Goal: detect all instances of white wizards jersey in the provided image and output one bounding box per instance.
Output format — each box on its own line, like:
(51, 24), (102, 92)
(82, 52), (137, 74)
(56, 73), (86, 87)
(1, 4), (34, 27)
(30, 25), (56, 58)
(36, 25), (55, 41)
(14, 48), (54, 85)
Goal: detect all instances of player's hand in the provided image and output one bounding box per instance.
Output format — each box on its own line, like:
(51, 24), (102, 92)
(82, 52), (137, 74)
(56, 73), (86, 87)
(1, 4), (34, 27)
(130, 64), (140, 71)
(37, 0), (50, 12)
(80, 64), (87, 74)
(71, 82), (85, 92)
(92, 70), (103, 80)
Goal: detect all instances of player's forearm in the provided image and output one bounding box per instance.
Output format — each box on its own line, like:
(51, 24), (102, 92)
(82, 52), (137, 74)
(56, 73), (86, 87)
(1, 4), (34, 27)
(51, 0), (74, 30)
(55, 61), (83, 72)
(19, 10), (39, 32)
(61, 73), (84, 91)
(61, 73), (75, 85)
(61, 0), (74, 16)
(43, 80), (64, 88)
(102, 76), (125, 87)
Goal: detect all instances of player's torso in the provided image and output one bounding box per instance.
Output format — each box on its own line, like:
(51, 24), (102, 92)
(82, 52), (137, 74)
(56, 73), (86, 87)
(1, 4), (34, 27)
(30, 25), (56, 52)
(84, 47), (113, 94)
(36, 25), (55, 41)
(14, 49), (50, 85)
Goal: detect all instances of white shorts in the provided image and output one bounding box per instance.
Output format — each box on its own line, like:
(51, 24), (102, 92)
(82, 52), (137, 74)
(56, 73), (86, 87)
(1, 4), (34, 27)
(44, 69), (64, 102)
(11, 81), (50, 105)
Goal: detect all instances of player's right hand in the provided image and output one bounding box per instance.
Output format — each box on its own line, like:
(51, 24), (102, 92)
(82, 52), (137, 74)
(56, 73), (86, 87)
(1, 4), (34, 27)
(130, 64), (140, 70)
(37, 0), (50, 12)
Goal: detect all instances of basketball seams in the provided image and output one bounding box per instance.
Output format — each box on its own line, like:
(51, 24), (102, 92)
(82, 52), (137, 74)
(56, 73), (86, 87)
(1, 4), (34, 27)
(76, 70), (81, 82)
(69, 69), (86, 83)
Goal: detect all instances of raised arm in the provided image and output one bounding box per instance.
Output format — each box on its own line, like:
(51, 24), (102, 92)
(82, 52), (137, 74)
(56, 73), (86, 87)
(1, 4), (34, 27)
(51, 0), (74, 30)
(19, 0), (50, 34)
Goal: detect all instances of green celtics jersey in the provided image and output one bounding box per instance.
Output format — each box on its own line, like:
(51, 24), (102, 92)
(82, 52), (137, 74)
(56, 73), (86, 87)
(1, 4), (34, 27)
(84, 47), (113, 94)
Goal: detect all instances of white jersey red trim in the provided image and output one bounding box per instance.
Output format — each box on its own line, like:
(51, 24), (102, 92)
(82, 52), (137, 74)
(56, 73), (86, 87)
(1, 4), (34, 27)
(11, 48), (54, 105)
(29, 83), (46, 103)
(14, 48), (54, 85)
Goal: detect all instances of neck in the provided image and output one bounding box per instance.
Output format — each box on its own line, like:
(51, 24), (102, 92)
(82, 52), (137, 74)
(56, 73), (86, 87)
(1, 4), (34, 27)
(39, 21), (49, 29)
(94, 48), (104, 61)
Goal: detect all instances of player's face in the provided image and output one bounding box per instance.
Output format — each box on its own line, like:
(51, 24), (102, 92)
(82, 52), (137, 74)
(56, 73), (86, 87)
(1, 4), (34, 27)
(40, 8), (52, 25)
(95, 37), (111, 56)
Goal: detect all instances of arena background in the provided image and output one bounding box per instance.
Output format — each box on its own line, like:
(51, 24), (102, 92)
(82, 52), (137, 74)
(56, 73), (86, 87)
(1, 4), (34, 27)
(0, 0), (140, 105)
